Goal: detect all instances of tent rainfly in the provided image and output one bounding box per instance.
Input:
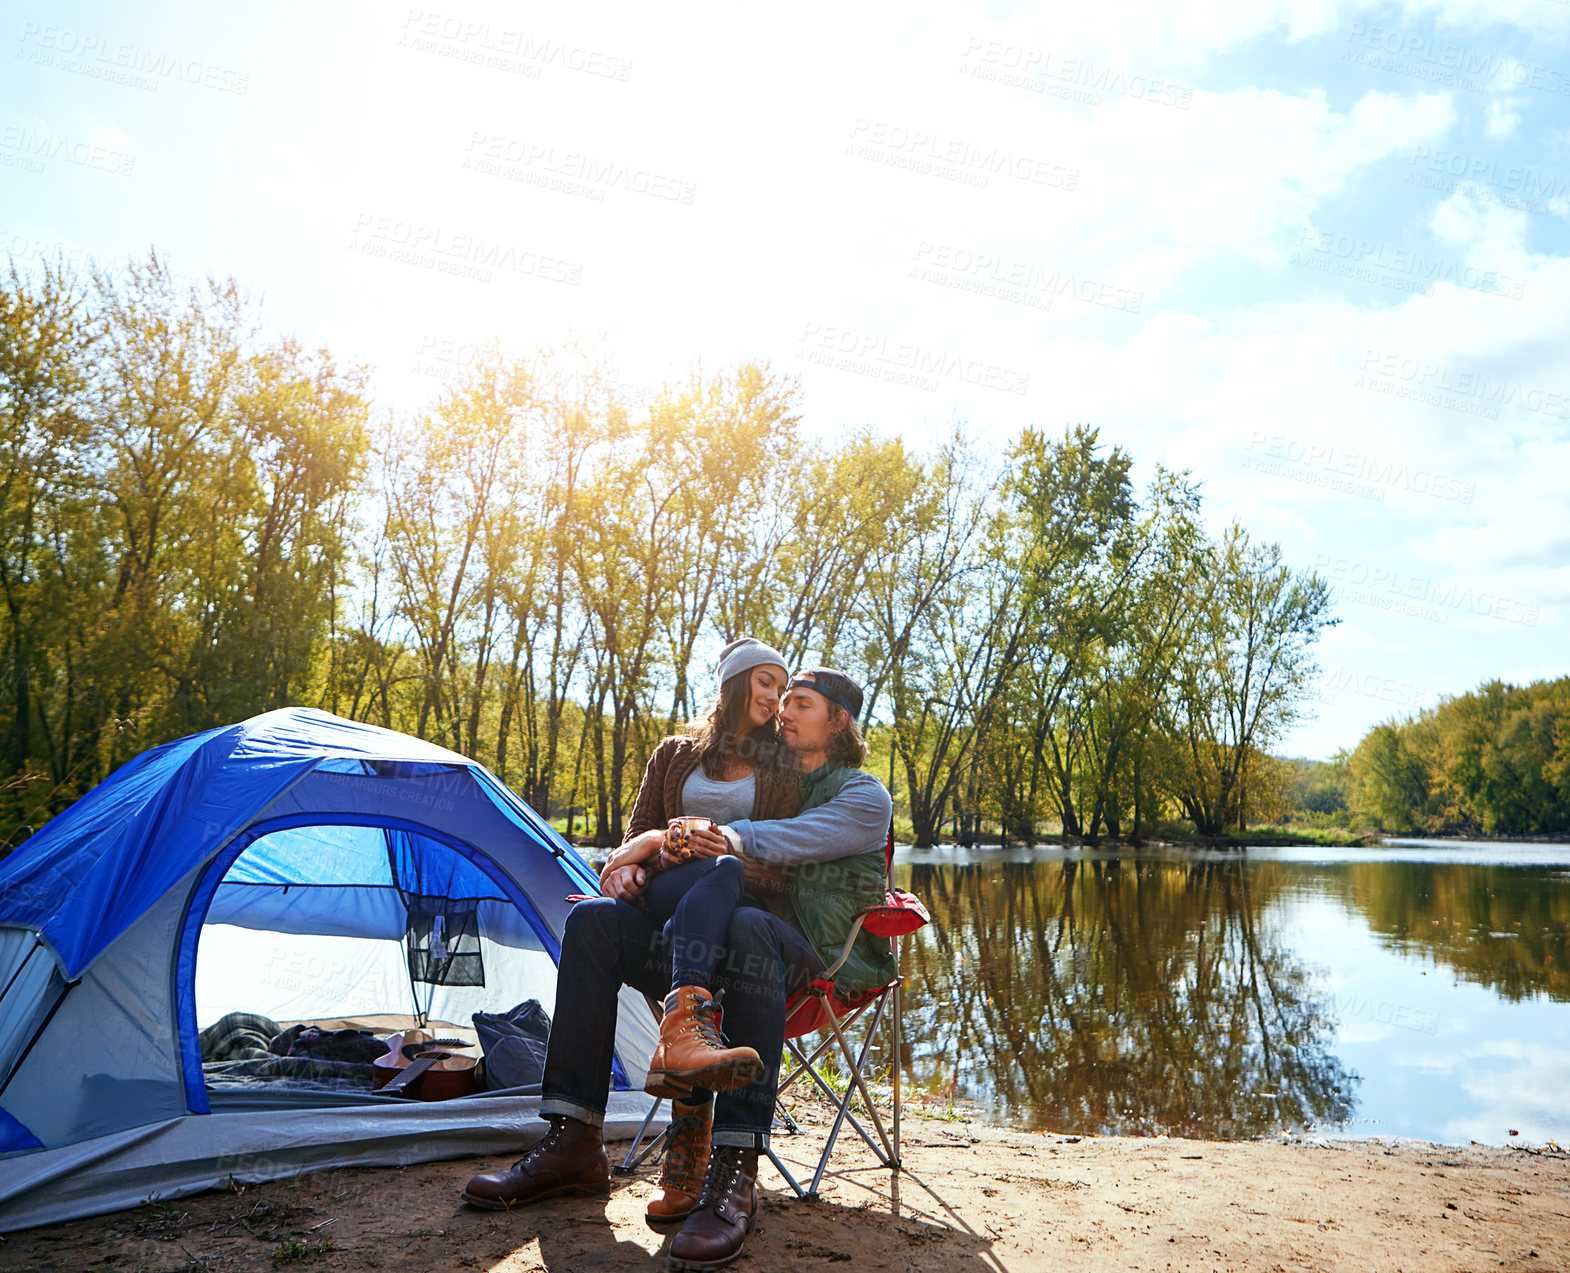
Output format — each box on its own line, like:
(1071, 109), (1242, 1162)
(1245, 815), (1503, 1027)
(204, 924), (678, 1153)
(0, 708), (659, 1232)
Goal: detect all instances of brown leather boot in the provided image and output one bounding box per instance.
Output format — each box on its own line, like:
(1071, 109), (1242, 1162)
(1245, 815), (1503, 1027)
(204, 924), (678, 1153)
(460, 1115), (609, 1210)
(644, 1097), (713, 1231)
(667, 1144), (759, 1270)
(645, 988), (764, 1099)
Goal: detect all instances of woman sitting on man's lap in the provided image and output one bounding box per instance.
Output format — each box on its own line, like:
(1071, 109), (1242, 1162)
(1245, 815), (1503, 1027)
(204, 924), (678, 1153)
(595, 636), (801, 1228)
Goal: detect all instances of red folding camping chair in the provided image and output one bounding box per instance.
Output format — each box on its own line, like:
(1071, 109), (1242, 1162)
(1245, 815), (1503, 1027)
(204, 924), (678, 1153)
(616, 827), (930, 1201)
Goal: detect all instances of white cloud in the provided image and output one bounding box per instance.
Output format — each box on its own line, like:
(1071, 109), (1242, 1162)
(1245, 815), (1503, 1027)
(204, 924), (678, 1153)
(1444, 1041), (1570, 1145)
(82, 119), (138, 158)
(1484, 99), (1522, 139)
(1398, 0), (1570, 41)
(1429, 185), (1532, 254)
(1066, 89), (1455, 272)
(963, 0), (1347, 68)
(1339, 1021), (1397, 1044)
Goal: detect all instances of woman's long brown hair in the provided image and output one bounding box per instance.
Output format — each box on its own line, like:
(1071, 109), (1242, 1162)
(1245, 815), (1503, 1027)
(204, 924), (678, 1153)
(686, 669), (790, 780)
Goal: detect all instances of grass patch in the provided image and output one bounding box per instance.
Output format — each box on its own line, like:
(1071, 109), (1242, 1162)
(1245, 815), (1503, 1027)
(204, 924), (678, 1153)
(272, 1235), (338, 1265)
(132, 1201), (190, 1242)
(907, 1097), (966, 1123)
(1209, 827), (1379, 847)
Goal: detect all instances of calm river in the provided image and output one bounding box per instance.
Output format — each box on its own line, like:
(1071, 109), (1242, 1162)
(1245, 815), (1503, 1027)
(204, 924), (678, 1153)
(887, 840), (1570, 1146)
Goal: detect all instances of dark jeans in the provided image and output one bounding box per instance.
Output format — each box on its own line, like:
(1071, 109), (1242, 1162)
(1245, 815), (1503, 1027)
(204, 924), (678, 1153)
(538, 896), (826, 1146)
(639, 855), (746, 992)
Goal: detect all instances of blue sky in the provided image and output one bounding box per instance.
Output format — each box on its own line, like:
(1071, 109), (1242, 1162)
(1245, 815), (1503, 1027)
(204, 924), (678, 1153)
(3, 0), (1568, 759)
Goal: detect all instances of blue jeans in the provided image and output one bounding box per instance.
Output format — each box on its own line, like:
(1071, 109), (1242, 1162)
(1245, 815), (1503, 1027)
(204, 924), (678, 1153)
(538, 896), (826, 1147)
(639, 855), (746, 992)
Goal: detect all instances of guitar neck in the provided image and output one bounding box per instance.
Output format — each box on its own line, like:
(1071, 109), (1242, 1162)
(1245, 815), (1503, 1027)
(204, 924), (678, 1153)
(379, 1053), (443, 1096)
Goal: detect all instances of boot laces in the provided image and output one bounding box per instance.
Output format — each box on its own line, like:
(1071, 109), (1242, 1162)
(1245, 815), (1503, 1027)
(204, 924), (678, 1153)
(512, 1116), (565, 1169)
(689, 991), (732, 1053)
(696, 1145), (748, 1207)
(661, 1106), (709, 1187)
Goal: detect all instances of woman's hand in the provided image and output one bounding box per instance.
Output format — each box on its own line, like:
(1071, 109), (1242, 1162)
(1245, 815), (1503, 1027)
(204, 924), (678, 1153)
(602, 863), (647, 901)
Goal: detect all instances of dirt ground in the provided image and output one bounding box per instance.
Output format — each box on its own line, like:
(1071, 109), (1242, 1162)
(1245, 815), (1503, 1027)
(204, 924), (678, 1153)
(3, 1100), (1567, 1273)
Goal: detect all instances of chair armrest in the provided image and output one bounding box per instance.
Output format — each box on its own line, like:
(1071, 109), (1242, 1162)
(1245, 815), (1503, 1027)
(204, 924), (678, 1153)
(861, 889), (930, 938)
(820, 913), (870, 982)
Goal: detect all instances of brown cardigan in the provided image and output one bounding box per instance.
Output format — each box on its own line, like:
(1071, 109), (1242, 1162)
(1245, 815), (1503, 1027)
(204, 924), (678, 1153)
(623, 736), (802, 909)
(624, 736), (801, 839)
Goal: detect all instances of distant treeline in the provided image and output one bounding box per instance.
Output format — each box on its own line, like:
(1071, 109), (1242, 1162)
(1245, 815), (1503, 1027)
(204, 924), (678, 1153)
(1285, 676), (1570, 837)
(0, 252), (1336, 850)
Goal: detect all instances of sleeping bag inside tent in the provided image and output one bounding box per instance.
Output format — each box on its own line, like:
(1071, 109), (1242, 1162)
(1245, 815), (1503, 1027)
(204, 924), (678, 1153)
(0, 708), (659, 1232)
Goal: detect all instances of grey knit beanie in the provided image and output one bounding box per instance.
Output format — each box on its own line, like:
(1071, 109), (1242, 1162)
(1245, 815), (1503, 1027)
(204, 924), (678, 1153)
(716, 637), (789, 690)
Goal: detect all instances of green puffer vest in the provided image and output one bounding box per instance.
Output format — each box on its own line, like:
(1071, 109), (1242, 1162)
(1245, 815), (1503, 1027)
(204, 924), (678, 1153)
(784, 763), (899, 995)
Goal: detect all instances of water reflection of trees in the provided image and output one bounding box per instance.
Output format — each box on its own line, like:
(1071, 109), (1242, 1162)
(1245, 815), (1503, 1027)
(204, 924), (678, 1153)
(1334, 863), (1570, 1003)
(892, 858), (1356, 1139)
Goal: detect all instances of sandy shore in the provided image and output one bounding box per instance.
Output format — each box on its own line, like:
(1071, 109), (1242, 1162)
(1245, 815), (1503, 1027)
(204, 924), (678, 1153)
(2, 1105), (1566, 1272)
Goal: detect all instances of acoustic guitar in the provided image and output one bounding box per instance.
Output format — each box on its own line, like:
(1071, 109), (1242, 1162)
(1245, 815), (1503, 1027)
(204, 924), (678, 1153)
(372, 1028), (481, 1101)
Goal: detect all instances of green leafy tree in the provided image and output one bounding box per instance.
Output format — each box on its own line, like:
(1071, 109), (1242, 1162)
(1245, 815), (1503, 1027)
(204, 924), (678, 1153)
(1163, 526), (1336, 835)
(0, 258), (99, 833)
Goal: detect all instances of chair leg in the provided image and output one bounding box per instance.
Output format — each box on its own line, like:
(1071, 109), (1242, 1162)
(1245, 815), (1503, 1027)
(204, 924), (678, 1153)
(764, 1142), (809, 1198)
(890, 969), (902, 1170)
(809, 994), (896, 1197)
(773, 1096), (800, 1135)
(778, 1026), (853, 1100)
(777, 976), (912, 1201)
(784, 1033), (884, 1159)
(614, 1096), (668, 1175)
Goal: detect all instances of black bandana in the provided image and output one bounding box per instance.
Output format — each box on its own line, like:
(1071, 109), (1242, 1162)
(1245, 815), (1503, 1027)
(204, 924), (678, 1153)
(787, 668), (864, 720)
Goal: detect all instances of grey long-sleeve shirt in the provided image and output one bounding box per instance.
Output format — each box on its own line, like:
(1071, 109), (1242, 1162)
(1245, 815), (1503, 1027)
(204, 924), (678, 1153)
(726, 770), (892, 864)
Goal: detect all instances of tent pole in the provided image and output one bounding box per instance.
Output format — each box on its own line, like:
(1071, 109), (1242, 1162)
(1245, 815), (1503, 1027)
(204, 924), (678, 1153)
(0, 979), (75, 1101)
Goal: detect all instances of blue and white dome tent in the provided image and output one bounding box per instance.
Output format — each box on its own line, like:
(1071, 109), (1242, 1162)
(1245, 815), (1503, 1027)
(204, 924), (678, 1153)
(0, 708), (659, 1231)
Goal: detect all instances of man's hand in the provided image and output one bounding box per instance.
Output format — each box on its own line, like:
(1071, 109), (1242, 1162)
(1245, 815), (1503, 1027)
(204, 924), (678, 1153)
(683, 825), (731, 859)
(600, 828), (665, 884)
(602, 863), (647, 901)
(742, 858), (786, 898)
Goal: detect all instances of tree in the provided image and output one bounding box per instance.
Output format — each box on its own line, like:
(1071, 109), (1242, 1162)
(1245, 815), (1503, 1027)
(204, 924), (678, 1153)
(1163, 526), (1336, 836)
(947, 427), (1140, 845)
(861, 432), (995, 847)
(1020, 464), (1199, 843)
(647, 363), (800, 728)
(0, 257), (99, 833)
(1345, 677), (1570, 836)
(189, 340), (369, 725)
(1, 245), (1359, 853)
